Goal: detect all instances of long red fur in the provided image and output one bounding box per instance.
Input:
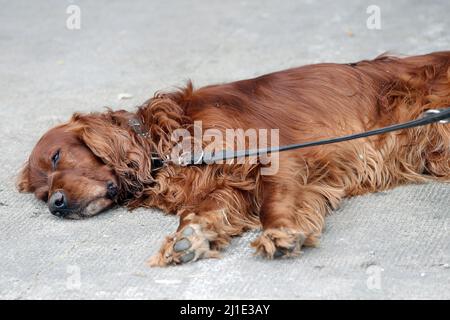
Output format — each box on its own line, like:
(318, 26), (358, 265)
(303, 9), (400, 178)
(18, 52), (450, 266)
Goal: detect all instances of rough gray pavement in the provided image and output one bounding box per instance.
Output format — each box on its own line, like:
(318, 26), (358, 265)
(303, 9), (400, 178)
(0, 0), (449, 299)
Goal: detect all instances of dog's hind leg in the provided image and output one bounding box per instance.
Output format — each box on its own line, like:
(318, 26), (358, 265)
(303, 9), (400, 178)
(423, 124), (450, 180)
(252, 157), (345, 259)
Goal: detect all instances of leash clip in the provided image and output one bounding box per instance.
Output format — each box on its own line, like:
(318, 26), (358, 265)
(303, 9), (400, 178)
(150, 152), (166, 172)
(422, 109), (448, 124)
(172, 150), (204, 167)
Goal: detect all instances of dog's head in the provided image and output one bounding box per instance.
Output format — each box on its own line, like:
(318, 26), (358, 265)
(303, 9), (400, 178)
(17, 111), (155, 219)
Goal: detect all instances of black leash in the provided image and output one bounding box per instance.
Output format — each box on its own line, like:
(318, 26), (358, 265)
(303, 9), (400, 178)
(170, 107), (449, 166)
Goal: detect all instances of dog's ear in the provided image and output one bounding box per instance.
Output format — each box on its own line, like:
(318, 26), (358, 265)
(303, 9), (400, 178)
(17, 161), (49, 199)
(67, 113), (154, 195)
(17, 162), (32, 192)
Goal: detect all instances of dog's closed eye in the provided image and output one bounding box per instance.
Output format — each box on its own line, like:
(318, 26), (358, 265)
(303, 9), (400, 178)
(51, 149), (60, 170)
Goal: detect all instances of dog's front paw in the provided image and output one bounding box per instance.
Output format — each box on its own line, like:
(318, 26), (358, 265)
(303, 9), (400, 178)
(148, 224), (220, 267)
(251, 228), (306, 259)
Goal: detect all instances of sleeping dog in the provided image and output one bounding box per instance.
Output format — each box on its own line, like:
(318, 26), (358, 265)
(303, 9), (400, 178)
(17, 51), (450, 266)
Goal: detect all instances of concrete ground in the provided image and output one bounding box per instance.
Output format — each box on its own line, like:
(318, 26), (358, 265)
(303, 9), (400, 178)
(0, 0), (449, 299)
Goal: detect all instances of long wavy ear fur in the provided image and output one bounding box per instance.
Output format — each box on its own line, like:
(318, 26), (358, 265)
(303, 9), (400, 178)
(16, 162), (31, 192)
(67, 112), (154, 199)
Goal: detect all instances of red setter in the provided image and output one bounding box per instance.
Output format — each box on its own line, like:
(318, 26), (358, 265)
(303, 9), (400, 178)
(17, 52), (450, 266)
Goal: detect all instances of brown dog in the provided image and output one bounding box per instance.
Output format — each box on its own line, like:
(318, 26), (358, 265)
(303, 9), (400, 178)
(17, 52), (450, 266)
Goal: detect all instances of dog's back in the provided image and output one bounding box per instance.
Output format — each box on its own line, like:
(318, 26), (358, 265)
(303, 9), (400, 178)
(171, 51), (450, 142)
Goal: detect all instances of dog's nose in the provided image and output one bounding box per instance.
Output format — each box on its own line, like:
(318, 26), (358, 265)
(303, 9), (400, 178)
(48, 191), (68, 216)
(106, 181), (118, 199)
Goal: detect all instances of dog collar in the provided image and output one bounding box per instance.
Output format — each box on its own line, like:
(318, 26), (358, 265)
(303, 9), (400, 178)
(128, 118), (150, 138)
(128, 117), (165, 172)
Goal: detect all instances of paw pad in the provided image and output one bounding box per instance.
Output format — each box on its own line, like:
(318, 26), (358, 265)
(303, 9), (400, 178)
(273, 245), (297, 258)
(173, 227), (199, 263)
(180, 251), (195, 263)
(251, 228), (306, 259)
(174, 238), (191, 252)
(149, 224), (220, 267)
(182, 226), (195, 237)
